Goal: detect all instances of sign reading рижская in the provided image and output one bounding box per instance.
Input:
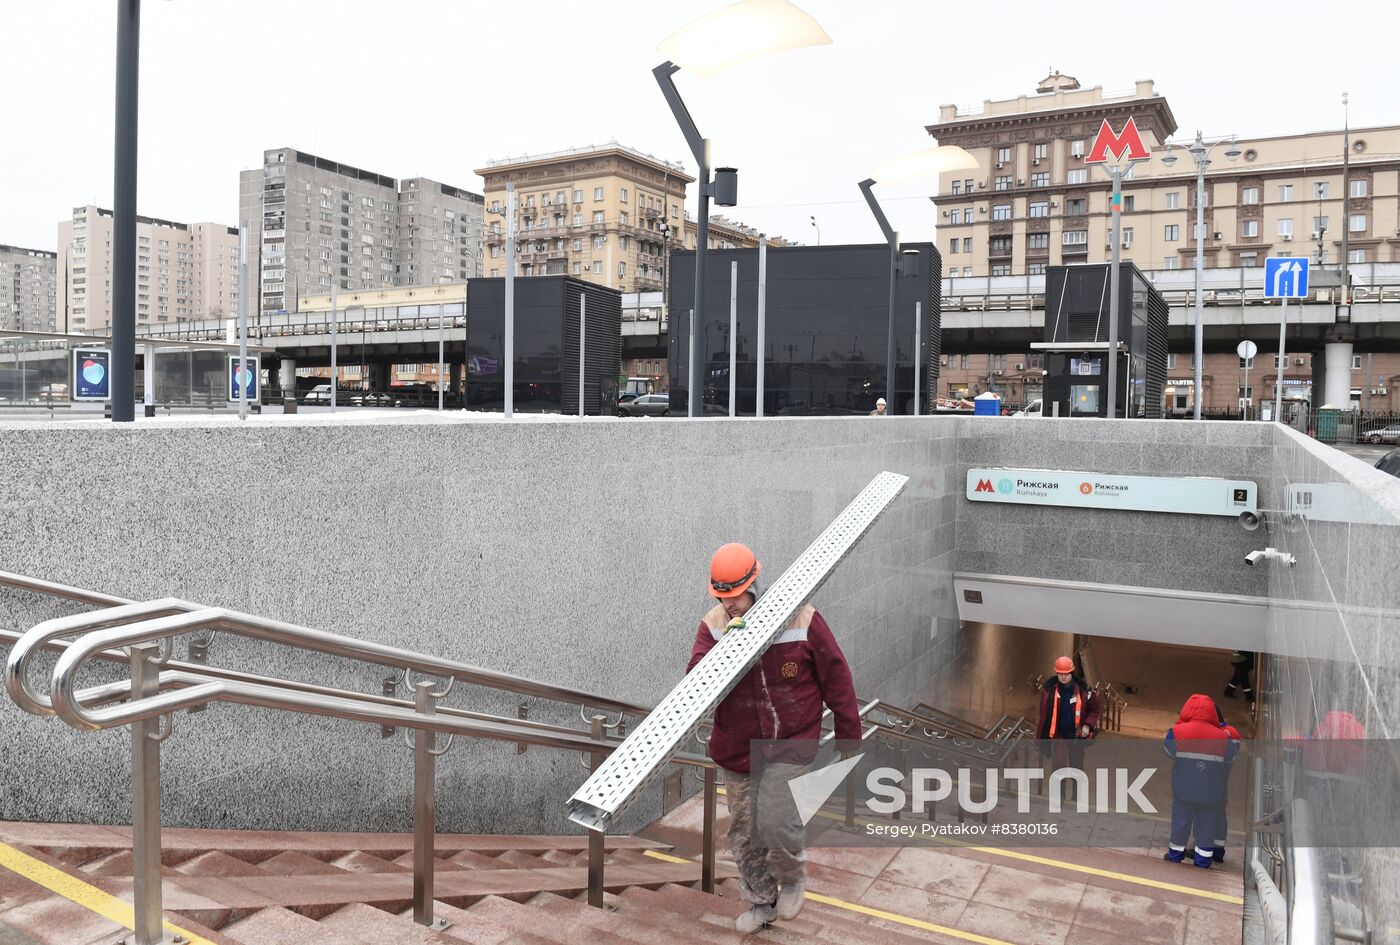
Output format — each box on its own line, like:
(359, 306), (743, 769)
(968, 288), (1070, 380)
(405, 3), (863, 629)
(966, 468), (1257, 517)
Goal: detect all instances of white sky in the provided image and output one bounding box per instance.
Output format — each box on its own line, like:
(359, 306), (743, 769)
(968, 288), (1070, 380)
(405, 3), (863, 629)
(1, 0), (1392, 254)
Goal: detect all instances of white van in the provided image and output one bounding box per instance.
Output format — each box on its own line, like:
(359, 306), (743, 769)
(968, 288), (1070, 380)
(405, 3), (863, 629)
(1014, 399), (1043, 417)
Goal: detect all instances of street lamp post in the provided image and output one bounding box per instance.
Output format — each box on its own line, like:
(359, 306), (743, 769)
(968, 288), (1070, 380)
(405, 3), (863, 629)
(809, 215), (820, 245)
(1162, 132), (1239, 420)
(111, 0), (141, 423)
(653, 0), (830, 416)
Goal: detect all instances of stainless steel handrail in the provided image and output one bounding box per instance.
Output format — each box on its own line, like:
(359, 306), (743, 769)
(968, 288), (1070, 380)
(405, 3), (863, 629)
(4, 591), (647, 720)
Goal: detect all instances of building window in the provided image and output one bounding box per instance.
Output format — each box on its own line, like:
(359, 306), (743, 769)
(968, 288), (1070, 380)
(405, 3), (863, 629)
(1030, 172), (1049, 188)
(1348, 249), (1367, 264)
(1062, 230), (1087, 246)
(1275, 355), (1287, 370)
(1167, 354), (1179, 369)
(1278, 218), (1293, 238)
(992, 204), (1011, 220)
(950, 209), (962, 224)
(995, 176), (1012, 191)
(1163, 257), (1180, 270)
(996, 147), (1011, 164)
(1028, 263), (1046, 275)
(960, 354), (970, 369)
(949, 265), (958, 277)
(592, 211), (604, 225)
(1065, 198), (1087, 215)
(1352, 355), (1363, 370)
(1349, 214), (1367, 232)
(573, 238), (582, 251)
(592, 260), (602, 274)
(572, 189), (583, 203)
(1121, 195), (1135, 212)
(1033, 143), (1048, 162)
(989, 236), (1013, 255)
(1313, 215), (1328, 236)
(1314, 181), (1329, 199)
(1027, 232), (1049, 250)
(1067, 169), (1088, 185)
(572, 262), (582, 274)
(1240, 252), (1258, 268)
(964, 179), (974, 192)
(951, 180), (962, 195)
(1278, 184), (1293, 201)
(962, 238), (973, 253)
(1121, 227), (1134, 247)
(1029, 201), (1049, 218)
(592, 235), (605, 249)
(620, 187), (628, 203)
(1164, 224), (1180, 241)
(949, 239), (958, 255)
(1350, 179), (1368, 198)
(1242, 186), (1260, 204)
(1165, 192), (1180, 210)
(1241, 220), (1259, 238)
(1070, 139), (1085, 158)
(1239, 356), (1254, 369)
(618, 262), (626, 278)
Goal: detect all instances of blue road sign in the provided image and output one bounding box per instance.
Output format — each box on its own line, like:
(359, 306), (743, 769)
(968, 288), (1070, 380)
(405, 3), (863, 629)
(227, 355), (260, 403)
(1264, 256), (1310, 299)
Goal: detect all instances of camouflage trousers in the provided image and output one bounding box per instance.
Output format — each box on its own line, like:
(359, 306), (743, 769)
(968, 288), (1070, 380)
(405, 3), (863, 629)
(724, 764), (807, 905)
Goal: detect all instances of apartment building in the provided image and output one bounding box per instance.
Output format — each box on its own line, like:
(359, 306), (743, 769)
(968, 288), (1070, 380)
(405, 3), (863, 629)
(0, 245), (58, 332)
(55, 207), (240, 333)
(238, 148), (484, 318)
(928, 73), (1400, 277)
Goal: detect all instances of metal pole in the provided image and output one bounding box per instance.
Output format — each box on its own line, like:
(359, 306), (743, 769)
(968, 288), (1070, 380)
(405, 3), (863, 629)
(142, 343), (153, 412)
(701, 767), (717, 894)
(756, 240), (767, 418)
(1193, 147), (1206, 420)
(692, 142), (711, 418)
(238, 221), (248, 420)
(914, 301), (922, 416)
(1275, 294), (1288, 423)
(578, 292), (586, 417)
(330, 277), (338, 411)
(688, 309), (695, 416)
(728, 261), (737, 417)
(129, 642), (164, 945)
(437, 303), (444, 412)
(886, 239), (899, 414)
(412, 681), (447, 930)
(586, 714), (606, 908)
(1366, 353), (1374, 414)
(1107, 167), (1123, 419)
(19, 343), (26, 404)
(1340, 92), (1350, 301)
(504, 182), (516, 418)
(1244, 360), (1250, 420)
(111, 0), (140, 422)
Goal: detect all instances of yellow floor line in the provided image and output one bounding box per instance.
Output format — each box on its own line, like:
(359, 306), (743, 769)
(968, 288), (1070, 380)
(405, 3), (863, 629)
(643, 849), (1017, 945)
(0, 840), (216, 945)
(713, 785), (1243, 905)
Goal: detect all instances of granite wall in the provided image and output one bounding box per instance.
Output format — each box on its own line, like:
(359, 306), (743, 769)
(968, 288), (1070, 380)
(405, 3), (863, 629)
(0, 415), (960, 835)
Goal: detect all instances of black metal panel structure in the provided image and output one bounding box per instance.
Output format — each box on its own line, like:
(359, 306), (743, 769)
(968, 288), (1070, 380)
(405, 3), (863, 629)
(1042, 263), (1167, 419)
(668, 243), (941, 416)
(465, 276), (620, 414)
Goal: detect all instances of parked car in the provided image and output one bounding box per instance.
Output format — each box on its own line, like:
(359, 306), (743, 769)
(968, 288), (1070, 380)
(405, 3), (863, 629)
(302, 384), (354, 405)
(1376, 449), (1400, 479)
(1365, 425), (1400, 444)
(1013, 399), (1043, 417)
(618, 393), (669, 417)
(350, 390), (396, 407)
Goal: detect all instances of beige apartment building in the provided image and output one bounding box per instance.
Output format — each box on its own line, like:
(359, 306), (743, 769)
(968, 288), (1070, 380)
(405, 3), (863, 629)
(0, 245), (58, 332)
(477, 142), (783, 295)
(929, 73), (1400, 278)
(239, 148), (485, 319)
(56, 206), (240, 333)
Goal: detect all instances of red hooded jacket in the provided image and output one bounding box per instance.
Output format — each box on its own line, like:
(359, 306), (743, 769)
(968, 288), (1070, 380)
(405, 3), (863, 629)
(1164, 694), (1239, 804)
(687, 604), (861, 773)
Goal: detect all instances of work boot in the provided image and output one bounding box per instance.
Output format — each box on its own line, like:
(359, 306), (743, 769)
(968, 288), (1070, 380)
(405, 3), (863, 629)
(1163, 849), (1185, 863)
(775, 880), (806, 920)
(1192, 851), (1214, 869)
(1223, 686), (1237, 699)
(735, 903), (777, 934)
(1212, 848), (1226, 864)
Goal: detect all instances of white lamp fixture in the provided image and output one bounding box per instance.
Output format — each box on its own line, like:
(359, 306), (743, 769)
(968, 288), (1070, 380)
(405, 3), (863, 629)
(658, 0), (831, 77)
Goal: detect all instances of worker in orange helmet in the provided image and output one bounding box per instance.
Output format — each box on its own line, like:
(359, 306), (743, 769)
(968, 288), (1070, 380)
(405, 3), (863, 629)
(686, 542), (861, 934)
(1035, 655), (1102, 776)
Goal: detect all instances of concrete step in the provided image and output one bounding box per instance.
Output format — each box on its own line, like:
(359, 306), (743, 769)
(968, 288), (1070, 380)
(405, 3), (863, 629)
(616, 885), (761, 945)
(330, 850), (411, 874)
(253, 850), (347, 876)
(527, 891), (683, 945)
(397, 900), (523, 945)
(173, 851), (274, 878)
(447, 895), (574, 945)
(319, 902), (461, 945)
(221, 905), (368, 945)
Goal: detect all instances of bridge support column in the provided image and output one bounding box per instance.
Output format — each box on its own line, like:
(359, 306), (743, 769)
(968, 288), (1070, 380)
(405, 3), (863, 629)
(279, 358), (296, 394)
(1323, 342), (1354, 409)
(450, 361), (462, 394)
(369, 362), (390, 391)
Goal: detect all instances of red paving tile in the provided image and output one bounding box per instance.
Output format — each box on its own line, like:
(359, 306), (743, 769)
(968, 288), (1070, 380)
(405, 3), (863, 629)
(1071, 884), (1192, 945)
(850, 877), (969, 928)
(956, 900), (1071, 945)
(803, 845), (900, 878)
(318, 902), (460, 945)
(0, 895), (128, 945)
(878, 846), (990, 900)
(969, 863), (1087, 923)
(220, 904), (368, 945)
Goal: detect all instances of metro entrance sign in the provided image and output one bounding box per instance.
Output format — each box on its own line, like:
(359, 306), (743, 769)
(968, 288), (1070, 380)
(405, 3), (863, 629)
(1265, 256), (1310, 422)
(1083, 118), (1151, 422)
(966, 468), (1258, 517)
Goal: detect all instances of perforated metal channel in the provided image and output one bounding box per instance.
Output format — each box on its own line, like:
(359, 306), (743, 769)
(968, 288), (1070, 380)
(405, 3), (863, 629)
(566, 471), (909, 831)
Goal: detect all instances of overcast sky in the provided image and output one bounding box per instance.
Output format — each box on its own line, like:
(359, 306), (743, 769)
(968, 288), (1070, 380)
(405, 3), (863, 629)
(1, 0), (1391, 254)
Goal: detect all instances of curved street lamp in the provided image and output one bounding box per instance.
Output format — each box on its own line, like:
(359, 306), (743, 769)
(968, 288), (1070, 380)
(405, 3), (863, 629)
(1161, 132), (1239, 420)
(860, 145), (979, 414)
(653, 0), (831, 416)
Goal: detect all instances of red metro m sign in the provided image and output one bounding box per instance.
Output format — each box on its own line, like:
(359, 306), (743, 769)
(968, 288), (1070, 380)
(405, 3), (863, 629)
(1084, 117), (1151, 165)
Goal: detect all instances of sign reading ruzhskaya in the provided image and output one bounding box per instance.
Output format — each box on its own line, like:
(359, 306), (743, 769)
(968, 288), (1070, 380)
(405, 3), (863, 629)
(966, 468), (1257, 517)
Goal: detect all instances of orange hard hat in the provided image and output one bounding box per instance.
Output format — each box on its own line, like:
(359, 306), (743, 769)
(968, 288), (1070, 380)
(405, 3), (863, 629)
(1054, 656), (1075, 673)
(709, 543), (761, 599)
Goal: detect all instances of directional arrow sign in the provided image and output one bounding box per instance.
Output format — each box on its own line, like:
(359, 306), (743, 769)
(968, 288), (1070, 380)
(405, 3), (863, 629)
(1264, 256), (1310, 299)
